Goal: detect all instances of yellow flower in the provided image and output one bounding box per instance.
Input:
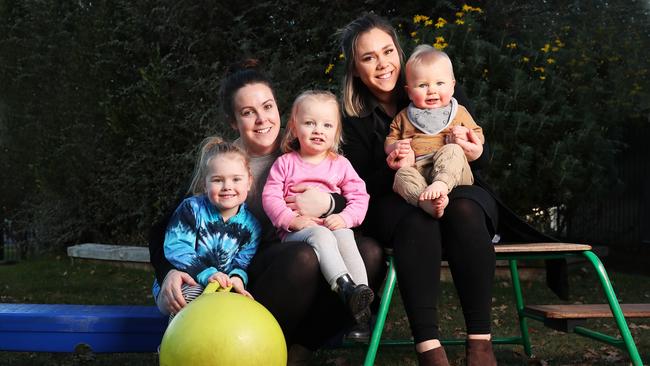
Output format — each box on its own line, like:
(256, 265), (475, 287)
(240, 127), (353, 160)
(462, 4), (483, 13)
(506, 42), (517, 49)
(546, 58), (556, 64)
(522, 57), (530, 63)
(533, 66), (545, 73)
(456, 11), (464, 18)
(541, 43), (551, 53)
(411, 31), (418, 38)
(435, 36), (446, 43)
(552, 46), (559, 52)
(539, 76), (546, 80)
(554, 39), (565, 47)
(455, 19), (465, 25)
(425, 19), (433, 26)
(338, 53), (345, 60)
(413, 14), (430, 24)
(433, 42), (448, 50)
(435, 17), (447, 28)
(325, 63), (334, 75)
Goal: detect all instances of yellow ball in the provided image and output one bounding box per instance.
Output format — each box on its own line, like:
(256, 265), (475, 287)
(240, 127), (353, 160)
(159, 292), (286, 366)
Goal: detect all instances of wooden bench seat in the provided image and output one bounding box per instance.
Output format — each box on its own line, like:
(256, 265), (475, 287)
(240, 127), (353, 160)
(494, 242), (592, 253)
(525, 303), (650, 319)
(0, 303), (167, 353)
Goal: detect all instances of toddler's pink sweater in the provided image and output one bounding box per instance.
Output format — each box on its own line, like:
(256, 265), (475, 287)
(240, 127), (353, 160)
(262, 151), (369, 236)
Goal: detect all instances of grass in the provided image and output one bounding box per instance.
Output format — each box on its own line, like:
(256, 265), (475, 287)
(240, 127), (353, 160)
(0, 254), (648, 365)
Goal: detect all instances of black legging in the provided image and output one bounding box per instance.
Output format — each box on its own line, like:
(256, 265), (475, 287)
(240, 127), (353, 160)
(392, 198), (495, 342)
(247, 236), (385, 349)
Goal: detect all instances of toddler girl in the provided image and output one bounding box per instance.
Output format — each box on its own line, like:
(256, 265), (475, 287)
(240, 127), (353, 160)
(158, 136), (261, 317)
(262, 90), (373, 325)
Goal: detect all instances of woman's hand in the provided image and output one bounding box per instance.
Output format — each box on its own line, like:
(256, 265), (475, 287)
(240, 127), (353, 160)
(447, 126), (483, 162)
(208, 271), (231, 289)
(386, 148), (415, 170)
(288, 215), (321, 231)
(160, 269), (197, 314)
(285, 185), (331, 217)
(230, 276), (253, 299)
(323, 214), (347, 230)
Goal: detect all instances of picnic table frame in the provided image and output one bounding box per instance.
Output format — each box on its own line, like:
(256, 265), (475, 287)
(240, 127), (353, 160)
(362, 242), (645, 366)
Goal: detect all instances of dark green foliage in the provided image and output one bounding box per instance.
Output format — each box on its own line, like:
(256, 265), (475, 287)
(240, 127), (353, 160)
(0, 0), (648, 250)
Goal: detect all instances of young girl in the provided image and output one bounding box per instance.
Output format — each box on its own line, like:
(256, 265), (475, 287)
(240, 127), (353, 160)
(158, 136), (261, 317)
(262, 90), (373, 325)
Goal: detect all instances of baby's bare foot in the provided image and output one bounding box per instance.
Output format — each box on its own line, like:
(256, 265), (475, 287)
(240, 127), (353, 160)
(420, 181), (449, 201)
(431, 194), (449, 219)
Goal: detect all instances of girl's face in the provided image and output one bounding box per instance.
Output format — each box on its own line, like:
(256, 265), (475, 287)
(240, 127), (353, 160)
(353, 27), (401, 103)
(204, 154), (252, 220)
(291, 98), (339, 159)
(232, 83), (281, 157)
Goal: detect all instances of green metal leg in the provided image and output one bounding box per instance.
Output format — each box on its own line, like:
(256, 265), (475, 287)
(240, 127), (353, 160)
(582, 251), (643, 366)
(364, 256), (397, 366)
(508, 259), (532, 356)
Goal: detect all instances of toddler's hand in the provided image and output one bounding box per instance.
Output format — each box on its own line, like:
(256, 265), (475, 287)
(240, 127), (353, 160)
(230, 276), (253, 299)
(323, 214), (346, 230)
(289, 215), (320, 231)
(208, 272), (231, 289)
(386, 149), (415, 170)
(446, 126), (469, 144)
(395, 139), (413, 159)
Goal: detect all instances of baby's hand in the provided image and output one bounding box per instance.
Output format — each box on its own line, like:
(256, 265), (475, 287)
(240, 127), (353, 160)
(208, 272), (231, 289)
(230, 276), (253, 299)
(446, 126), (469, 144)
(395, 139), (413, 159)
(323, 214), (346, 231)
(289, 215), (320, 231)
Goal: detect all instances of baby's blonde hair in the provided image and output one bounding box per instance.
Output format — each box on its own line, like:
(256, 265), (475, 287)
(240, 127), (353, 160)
(281, 90), (343, 155)
(406, 44), (455, 80)
(188, 136), (252, 195)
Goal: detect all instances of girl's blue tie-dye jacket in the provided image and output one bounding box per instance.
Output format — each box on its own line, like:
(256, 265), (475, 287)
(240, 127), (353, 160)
(152, 195), (261, 299)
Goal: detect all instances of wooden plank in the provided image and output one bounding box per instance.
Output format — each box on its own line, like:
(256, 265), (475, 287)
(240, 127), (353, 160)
(494, 242), (592, 253)
(525, 303), (650, 319)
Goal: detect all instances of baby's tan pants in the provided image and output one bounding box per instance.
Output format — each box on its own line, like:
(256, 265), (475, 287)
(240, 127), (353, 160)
(393, 144), (474, 206)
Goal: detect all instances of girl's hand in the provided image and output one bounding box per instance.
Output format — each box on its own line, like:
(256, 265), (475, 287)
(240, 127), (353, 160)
(208, 272), (231, 289)
(285, 185), (330, 217)
(160, 269), (198, 314)
(452, 128), (484, 162)
(386, 148), (415, 170)
(289, 215), (321, 231)
(323, 214), (346, 230)
(230, 276), (253, 299)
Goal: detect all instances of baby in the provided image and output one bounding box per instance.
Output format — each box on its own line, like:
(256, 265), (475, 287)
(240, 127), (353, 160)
(385, 45), (484, 218)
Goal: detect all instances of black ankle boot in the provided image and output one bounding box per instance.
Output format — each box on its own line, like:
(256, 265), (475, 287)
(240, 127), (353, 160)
(345, 319), (371, 342)
(335, 274), (374, 323)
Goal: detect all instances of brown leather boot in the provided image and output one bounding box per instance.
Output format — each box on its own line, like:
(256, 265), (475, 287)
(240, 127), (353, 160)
(417, 346), (450, 366)
(466, 339), (497, 366)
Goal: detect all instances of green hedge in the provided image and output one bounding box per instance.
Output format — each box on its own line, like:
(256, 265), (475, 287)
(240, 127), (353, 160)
(0, 0), (648, 252)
